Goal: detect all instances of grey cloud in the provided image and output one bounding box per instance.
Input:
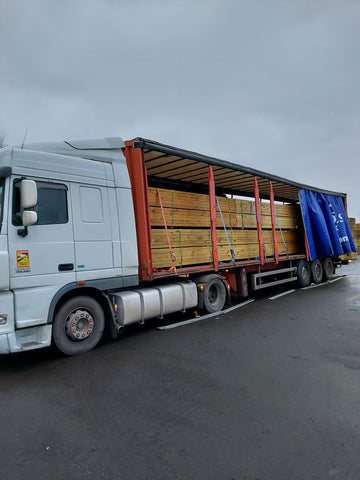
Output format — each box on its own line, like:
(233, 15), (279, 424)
(1, 0), (360, 219)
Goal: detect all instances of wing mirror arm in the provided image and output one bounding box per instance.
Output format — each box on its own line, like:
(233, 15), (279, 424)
(17, 226), (28, 237)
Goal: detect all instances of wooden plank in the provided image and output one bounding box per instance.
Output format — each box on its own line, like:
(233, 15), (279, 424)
(151, 240), (301, 268)
(149, 207), (299, 230)
(150, 226), (302, 268)
(145, 155), (180, 169)
(151, 228), (299, 249)
(143, 151), (169, 162)
(149, 188), (299, 217)
(147, 159), (199, 176)
(148, 187), (301, 231)
(149, 187), (210, 211)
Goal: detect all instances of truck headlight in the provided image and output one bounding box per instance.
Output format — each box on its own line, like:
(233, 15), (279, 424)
(0, 315), (7, 325)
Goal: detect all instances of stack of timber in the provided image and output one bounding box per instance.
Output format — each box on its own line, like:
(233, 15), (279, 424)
(346, 218), (359, 259)
(149, 187), (303, 269)
(341, 218), (358, 261)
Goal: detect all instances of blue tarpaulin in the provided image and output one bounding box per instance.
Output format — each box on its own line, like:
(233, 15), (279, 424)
(299, 190), (356, 260)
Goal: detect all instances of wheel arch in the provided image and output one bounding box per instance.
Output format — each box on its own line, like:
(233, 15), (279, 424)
(48, 284), (113, 327)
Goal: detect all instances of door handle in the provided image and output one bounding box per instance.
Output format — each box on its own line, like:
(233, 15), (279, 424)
(58, 263), (74, 271)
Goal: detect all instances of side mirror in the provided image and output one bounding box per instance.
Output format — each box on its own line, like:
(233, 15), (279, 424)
(17, 179), (38, 237)
(22, 210), (38, 227)
(21, 179), (37, 208)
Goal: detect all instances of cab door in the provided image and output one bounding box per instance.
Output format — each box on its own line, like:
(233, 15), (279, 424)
(70, 183), (118, 280)
(8, 178), (76, 329)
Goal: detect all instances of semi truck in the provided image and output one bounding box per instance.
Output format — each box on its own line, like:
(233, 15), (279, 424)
(0, 137), (356, 355)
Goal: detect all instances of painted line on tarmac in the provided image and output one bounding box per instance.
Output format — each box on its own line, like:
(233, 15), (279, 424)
(302, 283), (324, 290)
(268, 289), (295, 300)
(223, 299), (254, 313)
(157, 299), (255, 331)
(302, 275), (346, 290)
(328, 276), (346, 284)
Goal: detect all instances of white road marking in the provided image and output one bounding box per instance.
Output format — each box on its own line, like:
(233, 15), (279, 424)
(328, 276), (345, 284)
(302, 275), (345, 289)
(302, 283), (323, 290)
(268, 289), (295, 300)
(222, 299), (255, 313)
(157, 299), (255, 331)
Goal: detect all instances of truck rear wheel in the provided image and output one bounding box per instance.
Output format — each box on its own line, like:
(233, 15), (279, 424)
(311, 258), (323, 284)
(52, 296), (105, 356)
(322, 257), (334, 280)
(202, 275), (227, 313)
(297, 259), (311, 287)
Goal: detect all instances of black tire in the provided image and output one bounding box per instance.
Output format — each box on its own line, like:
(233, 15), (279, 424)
(52, 296), (105, 356)
(322, 256), (334, 280)
(203, 276), (227, 313)
(297, 259), (311, 287)
(311, 258), (323, 284)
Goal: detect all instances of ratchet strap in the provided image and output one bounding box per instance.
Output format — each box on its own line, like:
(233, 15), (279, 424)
(275, 208), (288, 254)
(157, 188), (177, 273)
(216, 196), (235, 263)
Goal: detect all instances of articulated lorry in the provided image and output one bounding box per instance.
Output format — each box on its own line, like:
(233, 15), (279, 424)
(0, 137), (356, 355)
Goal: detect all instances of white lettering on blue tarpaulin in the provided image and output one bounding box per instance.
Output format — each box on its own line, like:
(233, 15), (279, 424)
(339, 236), (349, 243)
(330, 202), (344, 232)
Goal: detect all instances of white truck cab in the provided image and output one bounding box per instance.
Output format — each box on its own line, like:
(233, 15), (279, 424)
(0, 137), (139, 353)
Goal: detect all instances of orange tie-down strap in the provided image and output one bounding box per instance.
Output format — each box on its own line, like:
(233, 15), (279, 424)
(156, 188), (177, 273)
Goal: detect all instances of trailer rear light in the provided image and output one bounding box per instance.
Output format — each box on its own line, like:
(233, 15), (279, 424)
(0, 315), (7, 325)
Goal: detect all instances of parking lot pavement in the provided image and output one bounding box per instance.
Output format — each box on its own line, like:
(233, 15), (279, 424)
(0, 259), (360, 480)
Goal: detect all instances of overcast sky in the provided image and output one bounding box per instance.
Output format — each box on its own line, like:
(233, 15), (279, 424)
(1, 0), (359, 220)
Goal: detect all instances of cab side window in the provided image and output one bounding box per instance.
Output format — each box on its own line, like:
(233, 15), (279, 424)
(12, 180), (68, 226)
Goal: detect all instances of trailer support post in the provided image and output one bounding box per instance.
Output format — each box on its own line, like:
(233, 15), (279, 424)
(208, 165), (219, 270)
(304, 230), (310, 261)
(254, 177), (264, 264)
(269, 181), (279, 263)
(123, 141), (153, 281)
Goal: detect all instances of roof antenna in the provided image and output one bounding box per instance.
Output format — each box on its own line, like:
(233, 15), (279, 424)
(21, 128), (28, 149)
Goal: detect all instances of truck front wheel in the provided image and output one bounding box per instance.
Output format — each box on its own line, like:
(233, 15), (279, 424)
(52, 296), (105, 355)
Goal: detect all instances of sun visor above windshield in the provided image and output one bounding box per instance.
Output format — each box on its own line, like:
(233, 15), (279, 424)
(65, 137), (125, 150)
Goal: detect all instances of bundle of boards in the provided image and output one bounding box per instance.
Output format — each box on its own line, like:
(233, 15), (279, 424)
(149, 187), (303, 268)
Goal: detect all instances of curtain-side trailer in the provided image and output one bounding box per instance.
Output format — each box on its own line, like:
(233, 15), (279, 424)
(0, 137), (356, 355)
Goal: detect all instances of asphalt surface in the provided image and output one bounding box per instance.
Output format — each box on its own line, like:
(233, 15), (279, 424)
(1, 259), (360, 480)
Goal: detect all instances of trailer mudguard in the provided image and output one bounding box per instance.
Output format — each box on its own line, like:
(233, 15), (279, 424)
(299, 189), (356, 260)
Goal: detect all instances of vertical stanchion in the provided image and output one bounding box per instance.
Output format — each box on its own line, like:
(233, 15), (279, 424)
(304, 230), (310, 261)
(123, 141), (153, 280)
(254, 177), (264, 264)
(208, 165), (219, 269)
(269, 181), (279, 263)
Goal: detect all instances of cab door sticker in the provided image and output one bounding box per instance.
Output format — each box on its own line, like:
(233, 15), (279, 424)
(16, 250), (30, 272)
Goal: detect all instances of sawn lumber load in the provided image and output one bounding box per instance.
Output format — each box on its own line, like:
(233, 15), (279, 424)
(149, 187), (303, 268)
